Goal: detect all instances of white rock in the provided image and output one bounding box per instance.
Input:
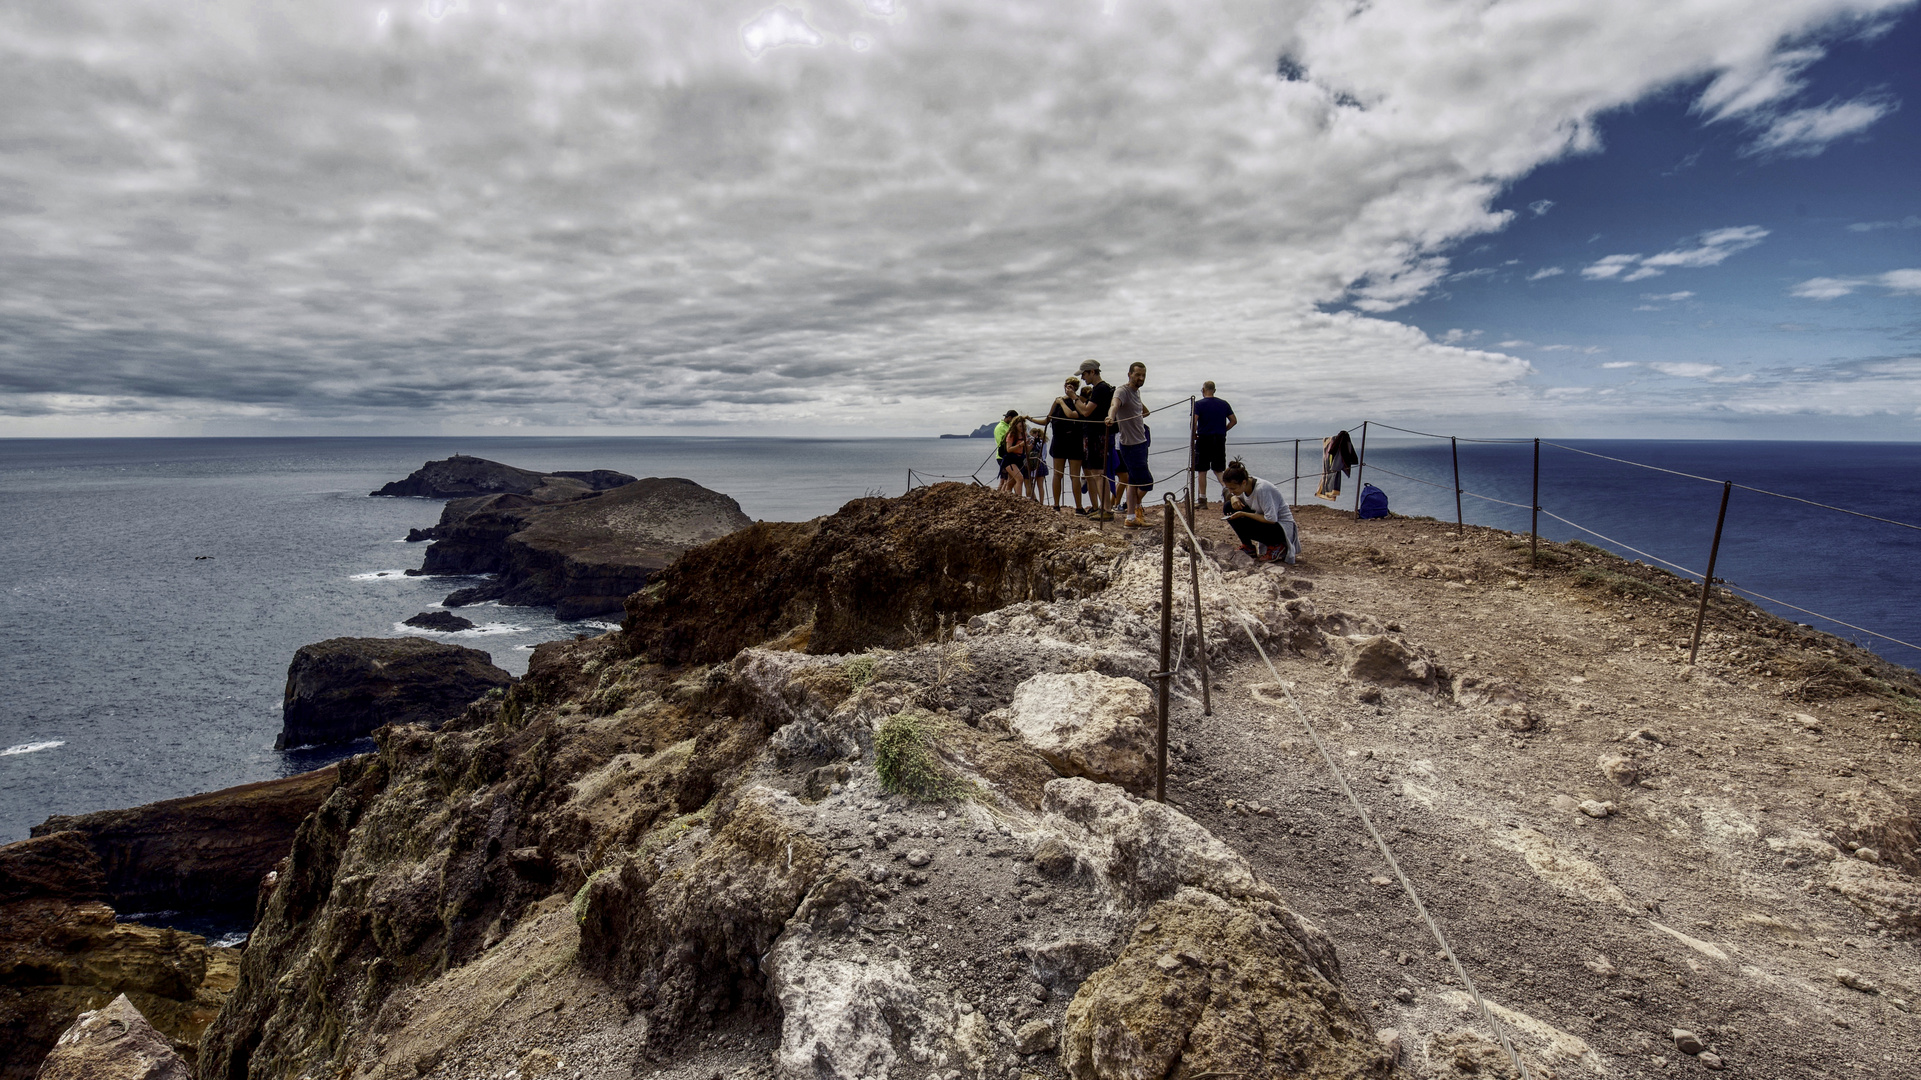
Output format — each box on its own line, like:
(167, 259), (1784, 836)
(1006, 672), (1157, 791)
(1578, 800), (1615, 819)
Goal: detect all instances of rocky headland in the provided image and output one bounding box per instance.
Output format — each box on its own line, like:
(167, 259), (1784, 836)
(277, 637), (515, 749)
(416, 475), (754, 619)
(373, 454), (637, 500)
(9, 484), (1920, 1080)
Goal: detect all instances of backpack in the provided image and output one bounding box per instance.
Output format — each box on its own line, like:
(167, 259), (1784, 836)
(1357, 483), (1389, 520)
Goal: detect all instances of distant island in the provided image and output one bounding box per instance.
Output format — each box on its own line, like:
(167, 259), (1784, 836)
(939, 423), (996, 439)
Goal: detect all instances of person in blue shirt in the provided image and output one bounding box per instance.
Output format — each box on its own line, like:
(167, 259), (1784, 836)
(1190, 381), (1237, 508)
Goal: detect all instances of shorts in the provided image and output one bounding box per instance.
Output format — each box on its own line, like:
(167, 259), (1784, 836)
(1086, 430), (1113, 472)
(1118, 440), (1153, 492)
(1051, 426), (1084, 462)
(1194, 433), (1227, 473)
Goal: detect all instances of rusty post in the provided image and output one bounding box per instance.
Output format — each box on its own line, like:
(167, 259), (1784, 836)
(1156, 494), (1175, 802)
(1451, 436), (1464, 537)
(1530, 438), (1540, 567)
(1689, 481), (1733, 665)
(1351, 421), (1369, 518)
(1294, 438), (1301, 507)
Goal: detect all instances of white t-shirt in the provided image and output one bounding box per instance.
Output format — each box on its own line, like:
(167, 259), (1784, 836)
(1251, 478), (1293, 525)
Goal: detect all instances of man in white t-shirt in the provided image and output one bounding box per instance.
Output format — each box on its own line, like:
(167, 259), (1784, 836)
(1219, 460), (1299, 564)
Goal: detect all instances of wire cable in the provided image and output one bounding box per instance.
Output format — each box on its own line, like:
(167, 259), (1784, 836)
(1713, 580), (1921, 655)
(1166, 506), (1534, 1080)
(1539, 441), (1722, 485)
(1730, 485), (1921, 533)
(1536, 509), (1705, 580)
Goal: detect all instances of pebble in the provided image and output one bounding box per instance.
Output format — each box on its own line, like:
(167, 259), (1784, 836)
(1014, 1019), (1054, 1055)
(1393, 987), (1415, 1003)
(906, 849), (932, 868)
(1699, 1051), (1726, 1070)
(1377, 1027), (1403, 1064)
(1854, 847), (1881, 863)
(1579, 799), (1616, 819)
(1836, 968), (1880, 994)
(1672, 1029), (1705, 1055)
(1369, 875), (1393, 888)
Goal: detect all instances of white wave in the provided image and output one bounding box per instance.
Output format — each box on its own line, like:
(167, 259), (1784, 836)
(391, 621), (530, 636)
(577, 620), (621, 632)
(212, 932), (250, 949)
(1, 740), (64, 757)
(350, 570), (413, 581)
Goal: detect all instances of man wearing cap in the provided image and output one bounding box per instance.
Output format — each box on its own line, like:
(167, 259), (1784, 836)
(1070, 360), (1117, 521)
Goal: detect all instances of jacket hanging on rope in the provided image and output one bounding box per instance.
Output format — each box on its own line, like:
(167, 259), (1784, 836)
(1316, 430), (1359, 501)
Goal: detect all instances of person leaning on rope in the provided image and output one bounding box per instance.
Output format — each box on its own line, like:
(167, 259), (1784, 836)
(1070, 360), (1117, 521)
(1220, 458), (1299, 565)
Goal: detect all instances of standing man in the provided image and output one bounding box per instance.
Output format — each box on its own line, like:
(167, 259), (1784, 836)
(1072, 360), (1117, 521)
(1190, 381), (1237, 508)
(1111, 362), (1153, 528)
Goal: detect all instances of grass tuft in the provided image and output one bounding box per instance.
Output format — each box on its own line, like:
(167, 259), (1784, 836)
(843, 654), (880, 692)
(875, 712), (962, 801)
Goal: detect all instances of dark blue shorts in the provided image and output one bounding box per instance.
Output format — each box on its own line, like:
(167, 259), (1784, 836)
(1118, 441), (1152, 492)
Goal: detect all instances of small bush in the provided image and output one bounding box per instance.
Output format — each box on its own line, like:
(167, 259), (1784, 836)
(843, 654), (880, 692)
(1571, 567), (1682, 603)
(875, 712), (960, 801)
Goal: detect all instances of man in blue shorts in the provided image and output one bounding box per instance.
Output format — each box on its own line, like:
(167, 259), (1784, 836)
(1190, 381), (1236, 508)
(1072, 360), (1117, 521)
(1111, 362), (1153, 527)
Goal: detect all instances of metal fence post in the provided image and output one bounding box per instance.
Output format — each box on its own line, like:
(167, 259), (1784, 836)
(1689, 481), (1733, 665)
(1156, 495), (1175, 802)
(1530, 438), (1540, 566)
(1294, 438), (1301, 507)
(1351, 421), (1369, 517)
(1451, 436), (1464, 536)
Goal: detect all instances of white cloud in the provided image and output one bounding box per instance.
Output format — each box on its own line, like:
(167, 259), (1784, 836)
(0, 0), (1909, 433)
(1848, 215), (1921, 232)
(1748, 96), (1898, 156)
(1648, 362), (1722, 377)
(1528, 266), (1565, 280)
(1695, 47), (1824, 121)
(1790, 269), (1921, 299)
(1587, 226), (1766, 282)
(1641, 291), (1695, 301)
(1601, 361), (1639, 368)
(1582, 255), (1642, 280)
(1440, 328), (1484, 343)
(1528, 199), (1556, 217)
(1496, 339), (1533, 348)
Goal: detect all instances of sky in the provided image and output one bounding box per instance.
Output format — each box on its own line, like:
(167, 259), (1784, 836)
(1, 0), (1917, 439)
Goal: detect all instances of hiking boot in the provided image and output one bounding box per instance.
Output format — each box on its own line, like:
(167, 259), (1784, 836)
(1123, 516), (1144, 528)
(1197, 497), (1209, 508)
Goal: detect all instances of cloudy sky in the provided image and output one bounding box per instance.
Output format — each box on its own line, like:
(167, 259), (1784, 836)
(2, 0), (1917, 438)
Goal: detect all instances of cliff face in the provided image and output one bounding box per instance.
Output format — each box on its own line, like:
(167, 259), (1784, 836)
(0, 833), (237, 1080)
(277, 638), (515, 749)
(32, 770), (338, 918)
(422, 476), (754, 619)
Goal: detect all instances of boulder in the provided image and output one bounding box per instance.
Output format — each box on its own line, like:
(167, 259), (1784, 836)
(1061, 889), (1393, 1080)
(31, 768), (336, 916)
(0, 837), (237, 1080)
(32, 995), (191, 1080)
(277, 637), (513, 749)
(402, 611), (477, 632)
(370, 455), (636, 499)
(419, 477), (753, 619)
(1006, 672), (1157, 792)
(1341, 634), (1446, 689)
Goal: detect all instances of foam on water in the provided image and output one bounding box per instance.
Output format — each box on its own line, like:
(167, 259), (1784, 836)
(1, 740), (64, 757)
(389, 621), (531, 636)
(350, 570), (411, 581)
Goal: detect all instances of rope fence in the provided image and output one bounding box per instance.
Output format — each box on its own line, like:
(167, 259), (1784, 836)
(909, 411), (1921, 661)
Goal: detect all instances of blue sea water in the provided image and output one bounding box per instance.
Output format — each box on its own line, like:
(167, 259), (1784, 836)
(1, 435), (1917, 844)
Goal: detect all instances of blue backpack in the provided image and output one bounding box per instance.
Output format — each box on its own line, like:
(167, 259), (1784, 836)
(1357, 483), (1389, 520)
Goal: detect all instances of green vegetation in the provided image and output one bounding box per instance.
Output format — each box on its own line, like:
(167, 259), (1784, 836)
(875, 711), (962, 801)
(1570, 566), (1684, 603)
(843, 654), (880, 691)
(572, 865), (617, 925)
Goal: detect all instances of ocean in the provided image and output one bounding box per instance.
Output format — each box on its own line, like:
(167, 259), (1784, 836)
(2, 435), (1917, 846)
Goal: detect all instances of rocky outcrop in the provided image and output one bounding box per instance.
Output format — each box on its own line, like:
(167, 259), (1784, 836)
(277, 638), (513, 749)
(31, 769), (336, 918)
(371, 455), (635, 499)
(625, 483), (1126, 664)
(1005, 672), (1157, 792)
(419, 477), (753, 619)
(34, 994), (191, 1080)
(402, 611), (476, 632)
(0, 835), (236, 1080)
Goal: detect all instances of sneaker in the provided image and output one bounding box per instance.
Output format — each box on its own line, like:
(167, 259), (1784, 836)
(1238, 542), (1257, 556)
(1123, 516), (1144, 528)
(1096, 511), (1115, 522)
(1073, 507), (1089, 516)
(1256, 548), (1284, 564)
(1198, 497), (1209, 508)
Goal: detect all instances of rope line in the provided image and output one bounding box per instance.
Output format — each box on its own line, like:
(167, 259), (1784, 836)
(1363, 420), (1532, 444)
(1166, 506), (1533, 1080)
(1730, 485), (1921, 533)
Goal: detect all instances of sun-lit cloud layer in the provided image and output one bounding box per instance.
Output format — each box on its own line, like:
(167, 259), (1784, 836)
(0, 0), (1910, 435)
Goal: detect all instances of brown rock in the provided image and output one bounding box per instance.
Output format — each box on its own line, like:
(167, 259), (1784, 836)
(277, 636), (514, 749)
(33, 994), (190, 1080)
(1341, 635), (1446, 689)
(1061, 889), (1389, 1080)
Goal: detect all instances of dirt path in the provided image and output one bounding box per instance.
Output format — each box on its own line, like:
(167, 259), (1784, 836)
(1141, 504), (1919, 1078)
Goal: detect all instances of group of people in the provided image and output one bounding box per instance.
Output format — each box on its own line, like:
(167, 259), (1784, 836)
(991, 366), (1298, 564)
